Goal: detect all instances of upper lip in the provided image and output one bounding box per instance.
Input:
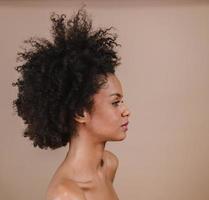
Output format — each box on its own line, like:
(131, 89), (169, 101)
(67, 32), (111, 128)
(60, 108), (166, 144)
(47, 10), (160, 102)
(121, 121), (129, 126)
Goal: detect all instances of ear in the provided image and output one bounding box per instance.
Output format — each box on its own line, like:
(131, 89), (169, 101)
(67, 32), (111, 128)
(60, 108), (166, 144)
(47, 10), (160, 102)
(74, 110), (90, 124)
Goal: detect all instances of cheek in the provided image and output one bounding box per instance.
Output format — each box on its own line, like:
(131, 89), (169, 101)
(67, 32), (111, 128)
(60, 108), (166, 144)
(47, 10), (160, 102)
(99, 106), (120, 121)
(90, 108), (121, 131)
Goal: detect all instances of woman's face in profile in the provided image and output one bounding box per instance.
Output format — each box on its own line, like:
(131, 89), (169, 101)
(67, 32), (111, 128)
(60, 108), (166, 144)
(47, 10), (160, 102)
(85, 74), (130, 142)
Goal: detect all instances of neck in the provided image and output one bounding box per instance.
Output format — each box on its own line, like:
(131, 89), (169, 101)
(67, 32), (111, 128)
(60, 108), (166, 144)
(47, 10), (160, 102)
(63, 129), (106, 182)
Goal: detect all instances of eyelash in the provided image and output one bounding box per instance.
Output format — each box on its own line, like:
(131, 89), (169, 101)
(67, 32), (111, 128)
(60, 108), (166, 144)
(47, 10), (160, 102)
(112, 100), (124, 106)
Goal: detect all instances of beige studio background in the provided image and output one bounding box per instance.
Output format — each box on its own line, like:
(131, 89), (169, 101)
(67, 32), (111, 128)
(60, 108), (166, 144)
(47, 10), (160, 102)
(1, 0), (209, 199)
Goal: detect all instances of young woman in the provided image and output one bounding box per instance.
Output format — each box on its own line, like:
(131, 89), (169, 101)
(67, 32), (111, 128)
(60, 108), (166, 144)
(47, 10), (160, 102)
(13, 8), (130, 200)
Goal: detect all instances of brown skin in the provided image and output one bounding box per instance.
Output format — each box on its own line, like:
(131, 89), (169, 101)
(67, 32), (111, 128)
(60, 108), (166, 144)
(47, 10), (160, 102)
(46, 74), (130, 200)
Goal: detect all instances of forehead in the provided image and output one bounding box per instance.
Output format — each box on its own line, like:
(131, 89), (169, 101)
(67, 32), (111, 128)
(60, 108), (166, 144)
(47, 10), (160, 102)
(94, 74), (123, 100)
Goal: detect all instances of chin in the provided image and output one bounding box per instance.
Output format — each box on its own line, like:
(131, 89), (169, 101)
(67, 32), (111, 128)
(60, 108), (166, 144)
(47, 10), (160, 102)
(111, 131), (127, 141)
(119, 133), (127, 141)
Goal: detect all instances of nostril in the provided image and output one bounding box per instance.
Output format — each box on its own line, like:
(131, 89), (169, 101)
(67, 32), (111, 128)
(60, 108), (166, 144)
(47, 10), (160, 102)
(122, 110), (130, 117)
(126, 110), (131, 117)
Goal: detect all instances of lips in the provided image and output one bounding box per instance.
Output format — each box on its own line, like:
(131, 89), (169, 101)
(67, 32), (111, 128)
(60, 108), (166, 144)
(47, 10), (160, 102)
(121, 121), (129, 132)
(121, 122), (129, 127)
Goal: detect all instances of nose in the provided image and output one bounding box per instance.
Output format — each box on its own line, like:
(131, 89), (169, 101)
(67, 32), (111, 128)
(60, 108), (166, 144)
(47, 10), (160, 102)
(121, 104), (131, 117)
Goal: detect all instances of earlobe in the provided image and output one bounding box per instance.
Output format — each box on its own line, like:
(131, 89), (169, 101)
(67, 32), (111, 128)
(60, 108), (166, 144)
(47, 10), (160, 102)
(74, 110), (89, 124)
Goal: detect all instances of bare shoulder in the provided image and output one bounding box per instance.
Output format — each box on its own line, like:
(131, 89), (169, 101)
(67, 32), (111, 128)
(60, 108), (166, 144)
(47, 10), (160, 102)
(103, 150), (119, 182)
(46, 179), (86, 200)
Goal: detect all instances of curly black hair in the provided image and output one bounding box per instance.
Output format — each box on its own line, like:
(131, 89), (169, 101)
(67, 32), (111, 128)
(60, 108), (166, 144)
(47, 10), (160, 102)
(12, 8), (121, 150)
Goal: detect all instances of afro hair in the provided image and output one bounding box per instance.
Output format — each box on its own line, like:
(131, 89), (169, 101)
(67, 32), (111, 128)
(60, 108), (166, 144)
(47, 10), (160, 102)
(12, 8), (121, 150)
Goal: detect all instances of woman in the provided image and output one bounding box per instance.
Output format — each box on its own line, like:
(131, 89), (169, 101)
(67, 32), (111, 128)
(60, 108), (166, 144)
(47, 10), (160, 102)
(13, 8), (130, 200)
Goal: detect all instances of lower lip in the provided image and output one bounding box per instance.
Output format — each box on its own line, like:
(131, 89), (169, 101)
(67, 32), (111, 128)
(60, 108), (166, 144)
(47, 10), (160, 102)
(121, 125), (128, 131)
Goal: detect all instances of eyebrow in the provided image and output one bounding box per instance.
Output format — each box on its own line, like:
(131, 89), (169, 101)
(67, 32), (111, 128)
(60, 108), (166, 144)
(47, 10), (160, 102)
(109, 93), (123, 98)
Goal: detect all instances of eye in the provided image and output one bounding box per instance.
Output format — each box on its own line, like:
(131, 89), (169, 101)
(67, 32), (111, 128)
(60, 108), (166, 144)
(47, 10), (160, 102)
(112, 101), (120, 106)
(112, 100), (124, 106)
